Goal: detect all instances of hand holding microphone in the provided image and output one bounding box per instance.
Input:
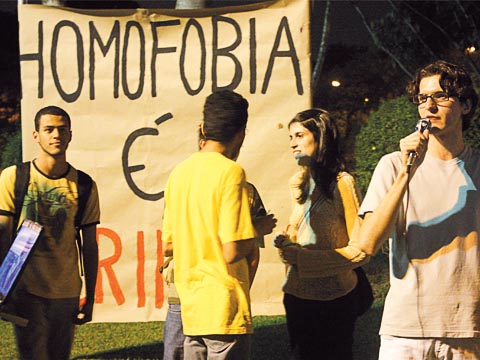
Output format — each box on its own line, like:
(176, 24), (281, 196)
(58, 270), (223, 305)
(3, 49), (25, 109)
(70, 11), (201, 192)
(406, 118), (431, 173)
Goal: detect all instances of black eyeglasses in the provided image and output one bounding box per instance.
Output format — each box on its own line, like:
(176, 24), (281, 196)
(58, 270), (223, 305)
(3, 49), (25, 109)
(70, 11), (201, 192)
(412, 91), (450, 105)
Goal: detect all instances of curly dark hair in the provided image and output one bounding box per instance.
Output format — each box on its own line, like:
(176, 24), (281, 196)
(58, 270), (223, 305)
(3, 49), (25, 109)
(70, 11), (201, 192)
(288, 108), (345, 198)
(406, 60), (478, 130)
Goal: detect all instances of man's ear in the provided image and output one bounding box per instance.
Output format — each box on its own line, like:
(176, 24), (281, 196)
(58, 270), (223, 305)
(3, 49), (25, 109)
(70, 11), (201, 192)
(462, 99), (472, 115)
(33, 130), (39, 143)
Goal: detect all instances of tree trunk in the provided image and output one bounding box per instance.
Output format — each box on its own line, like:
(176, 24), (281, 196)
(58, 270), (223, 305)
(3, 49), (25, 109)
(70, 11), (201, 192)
(311, 0), (331, 99)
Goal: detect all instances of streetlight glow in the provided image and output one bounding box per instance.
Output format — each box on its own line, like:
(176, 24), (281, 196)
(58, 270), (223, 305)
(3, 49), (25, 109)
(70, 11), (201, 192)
(331, 80), (341, 87)
(466, 46), (476, 54)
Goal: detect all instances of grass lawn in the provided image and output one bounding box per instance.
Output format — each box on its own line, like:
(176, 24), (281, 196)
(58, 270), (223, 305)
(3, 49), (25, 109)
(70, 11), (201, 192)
(0, 254), (389, 360)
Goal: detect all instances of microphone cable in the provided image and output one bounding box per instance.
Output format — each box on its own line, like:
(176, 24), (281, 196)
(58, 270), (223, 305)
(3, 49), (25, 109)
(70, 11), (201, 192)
(402, 158), (427, 342)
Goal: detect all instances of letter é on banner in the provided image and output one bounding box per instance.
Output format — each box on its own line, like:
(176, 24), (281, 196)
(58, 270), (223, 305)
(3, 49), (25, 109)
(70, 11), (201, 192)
(212, 15), (242, 92)
(51, 21), (84, 103)
(122, 113), (173, 201)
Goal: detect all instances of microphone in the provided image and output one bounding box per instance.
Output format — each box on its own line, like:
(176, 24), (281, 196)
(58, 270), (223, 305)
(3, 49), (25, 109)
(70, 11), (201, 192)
(407, 118), (431, 173)
(294, 153), (312, 166)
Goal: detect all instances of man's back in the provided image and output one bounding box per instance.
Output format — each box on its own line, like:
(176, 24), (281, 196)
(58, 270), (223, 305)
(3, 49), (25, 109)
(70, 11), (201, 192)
(163, 151), (256, 335)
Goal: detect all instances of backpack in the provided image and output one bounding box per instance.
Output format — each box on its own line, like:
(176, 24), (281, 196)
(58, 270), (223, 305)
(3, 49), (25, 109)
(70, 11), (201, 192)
(13, 161), (92, 274)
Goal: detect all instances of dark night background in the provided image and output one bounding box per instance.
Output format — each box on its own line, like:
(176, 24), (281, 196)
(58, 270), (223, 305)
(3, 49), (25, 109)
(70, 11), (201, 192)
(0, 1), (479, 166)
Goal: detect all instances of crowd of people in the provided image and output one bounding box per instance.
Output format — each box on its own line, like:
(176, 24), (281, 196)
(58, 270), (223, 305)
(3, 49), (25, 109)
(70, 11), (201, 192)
(0, 59), (479, 360)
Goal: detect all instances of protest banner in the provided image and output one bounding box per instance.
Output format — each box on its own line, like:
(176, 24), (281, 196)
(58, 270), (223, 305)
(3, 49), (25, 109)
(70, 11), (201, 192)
(18, 0), (311, 322)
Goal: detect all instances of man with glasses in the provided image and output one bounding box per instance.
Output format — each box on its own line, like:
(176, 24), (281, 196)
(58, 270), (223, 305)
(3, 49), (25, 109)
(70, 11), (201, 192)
(357, 60), (480, 359)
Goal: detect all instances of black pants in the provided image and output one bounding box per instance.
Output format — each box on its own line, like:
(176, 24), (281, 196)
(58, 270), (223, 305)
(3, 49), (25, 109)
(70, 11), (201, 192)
(11, 289), (79, 360)
(283, 290), (358, 360)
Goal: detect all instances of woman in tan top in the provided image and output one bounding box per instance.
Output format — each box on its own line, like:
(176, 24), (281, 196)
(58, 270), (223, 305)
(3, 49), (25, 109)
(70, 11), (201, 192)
(275, 109), (369, 360)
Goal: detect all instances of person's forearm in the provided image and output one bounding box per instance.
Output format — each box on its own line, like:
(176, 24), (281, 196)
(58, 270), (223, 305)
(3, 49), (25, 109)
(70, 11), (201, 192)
(358, 171), (409, 255)
(296, 244), (369, 278)
(82, 226), (99, 305)
(246, 246), (259, 287)
(222, 239), (255, 264)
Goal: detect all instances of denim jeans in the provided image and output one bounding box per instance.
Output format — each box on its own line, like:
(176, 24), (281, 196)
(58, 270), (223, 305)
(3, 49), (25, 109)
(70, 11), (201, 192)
(163, 304), (185, 360)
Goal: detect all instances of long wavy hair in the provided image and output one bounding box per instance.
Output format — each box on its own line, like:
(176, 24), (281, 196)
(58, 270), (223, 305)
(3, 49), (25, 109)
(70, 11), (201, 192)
(288, 108), (345, 198)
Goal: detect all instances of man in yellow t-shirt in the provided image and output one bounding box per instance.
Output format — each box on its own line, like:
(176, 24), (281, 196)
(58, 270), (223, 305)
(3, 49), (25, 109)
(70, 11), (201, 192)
(162, 90), (257, 359)
(162, 180), (277, 360)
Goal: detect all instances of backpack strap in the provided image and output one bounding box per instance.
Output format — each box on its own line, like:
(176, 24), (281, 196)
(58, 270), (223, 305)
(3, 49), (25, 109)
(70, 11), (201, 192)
(75, 170), (93, 276)
(13, 162), (31, 239)
(75, 170), (93, 229)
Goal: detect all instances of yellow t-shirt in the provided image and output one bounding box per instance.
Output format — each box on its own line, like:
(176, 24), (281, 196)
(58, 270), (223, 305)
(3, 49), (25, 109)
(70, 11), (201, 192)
(162, 152), (256, 335)
(0, 162), (100, 298)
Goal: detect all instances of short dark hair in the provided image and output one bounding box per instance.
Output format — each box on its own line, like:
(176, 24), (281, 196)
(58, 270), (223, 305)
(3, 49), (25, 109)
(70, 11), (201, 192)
(406, 60), (478, 130)
(34, 106), (71, 131)
(202, 90), (249, 143)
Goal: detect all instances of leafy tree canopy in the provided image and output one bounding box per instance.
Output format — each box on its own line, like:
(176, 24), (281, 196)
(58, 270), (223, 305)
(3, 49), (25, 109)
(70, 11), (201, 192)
(353, 96), (417, 193)
(362, 1), (480, 80)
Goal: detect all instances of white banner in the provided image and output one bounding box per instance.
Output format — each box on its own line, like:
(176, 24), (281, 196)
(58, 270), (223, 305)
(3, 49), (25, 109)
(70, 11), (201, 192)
(18, 0), (311, 322)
